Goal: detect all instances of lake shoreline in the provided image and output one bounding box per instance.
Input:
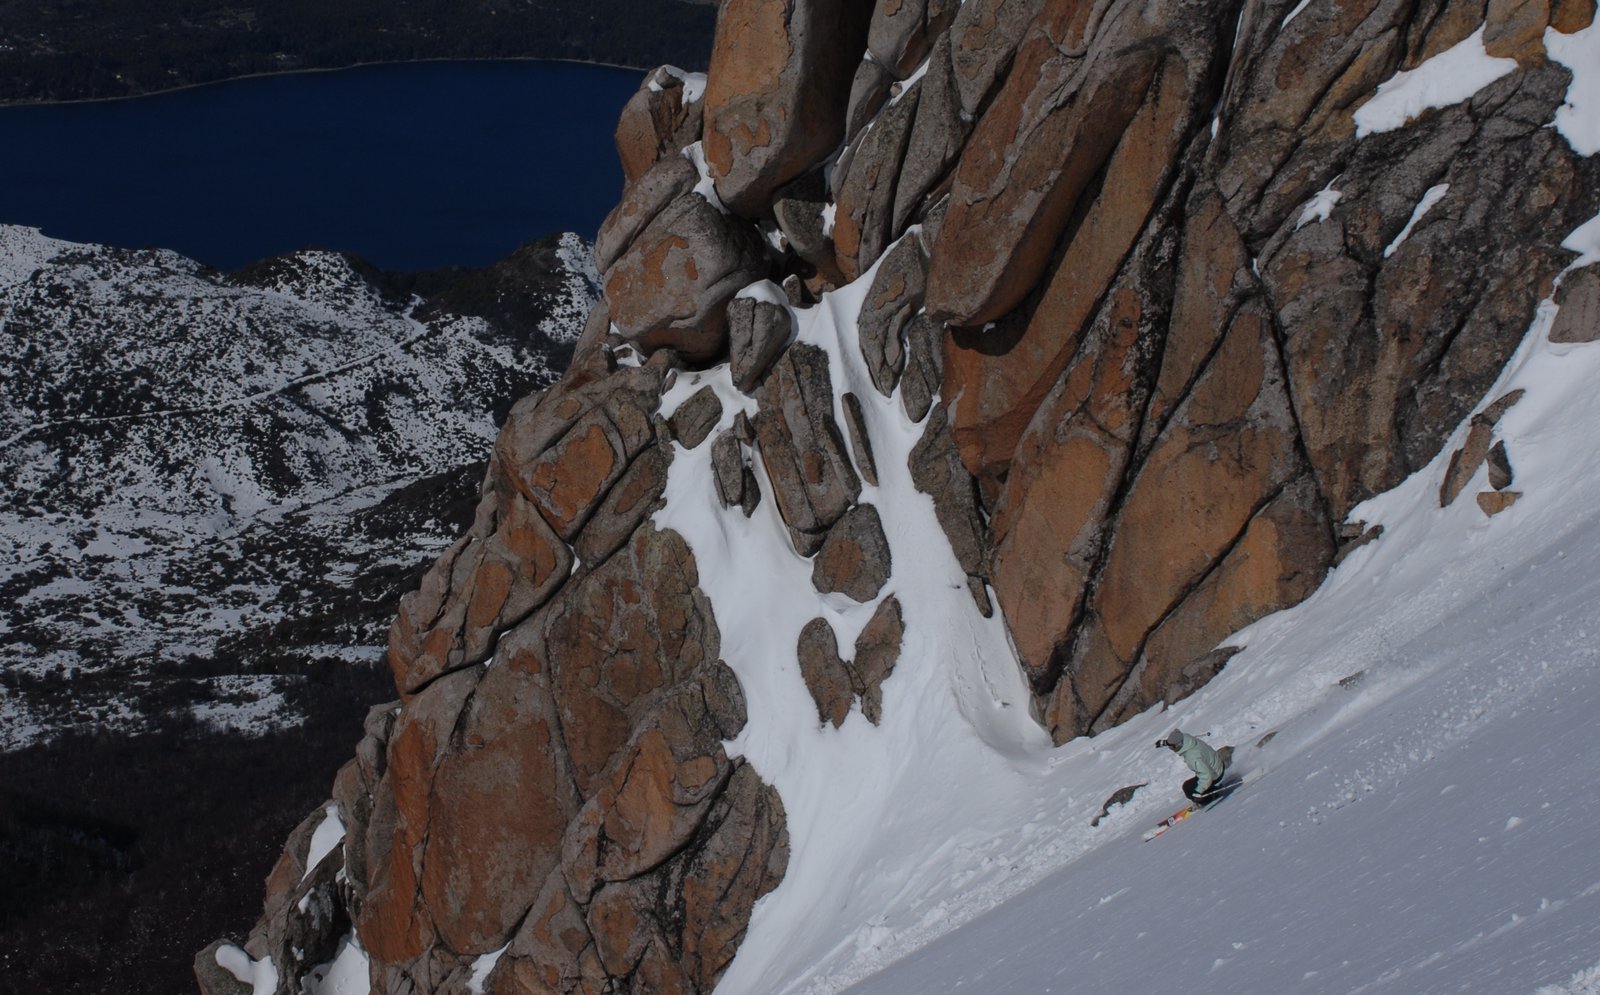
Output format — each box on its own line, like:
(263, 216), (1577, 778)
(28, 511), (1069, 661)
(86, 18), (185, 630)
(0, 60), (638, 271)
(0, 55), (664, 110)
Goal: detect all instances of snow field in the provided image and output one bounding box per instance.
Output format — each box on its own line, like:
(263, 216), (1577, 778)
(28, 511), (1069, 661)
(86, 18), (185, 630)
(1546, 19), (1600, 157)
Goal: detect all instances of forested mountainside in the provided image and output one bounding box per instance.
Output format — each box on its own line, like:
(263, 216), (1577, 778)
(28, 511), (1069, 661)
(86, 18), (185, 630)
(206, 0), (1600, 992)
(0, 0), (715, 105)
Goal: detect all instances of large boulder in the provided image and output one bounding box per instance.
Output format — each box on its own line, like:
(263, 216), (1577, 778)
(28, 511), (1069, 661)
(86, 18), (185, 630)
(908, 405), (989, 612)
(387, 479), (573, 696)
(615, 66), (707, 184)
(926, 0), (1219, 331)
(729, 294), (795, 392)
(986, 283), (1149, 693)
(358, 667), (484, 964)
(1551, 267), (1600, 344)
(1116, 476), (1333, 729)
(844, 58), (897, 144)
(947, 0), (1048, 118)
(868, 0), (960, 77)
(754, 343), (862, 554)
(771, 169), (845, 288)
(899, 314), (944, 422)
(603, 193), (769, 361)
(811, 503), (892, 602)
(856, 236), (928, 396)
(711, 426), (763, 517)
(667, 385), (725, 450)
(595, 153), (700, 273)
(833, 83), (922, 281)
(702, 0), (873, 216)
(934, 7), (1225, 480)
(893, 33), (971, 234)
(852, 594), (905, 724)
(796, 595), (905, 727)
(1043, 302), (1308, 741)
(798, 617), (855, 727)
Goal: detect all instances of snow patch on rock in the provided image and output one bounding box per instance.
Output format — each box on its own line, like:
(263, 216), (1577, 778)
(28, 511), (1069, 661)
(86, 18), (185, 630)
(1353, 27), (1517, 137)
(1546, 20), (1600, 157)
(1384, 183), (1450, 257)
(1295, 181), (1343, 230)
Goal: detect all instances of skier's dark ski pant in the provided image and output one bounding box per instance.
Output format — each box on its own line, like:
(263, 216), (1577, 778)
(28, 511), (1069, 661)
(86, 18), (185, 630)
(1183, 776), (1223, 806)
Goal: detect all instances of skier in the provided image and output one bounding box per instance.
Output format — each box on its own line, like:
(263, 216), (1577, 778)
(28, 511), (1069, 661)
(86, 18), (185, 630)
(1156, 728), (1230, 805)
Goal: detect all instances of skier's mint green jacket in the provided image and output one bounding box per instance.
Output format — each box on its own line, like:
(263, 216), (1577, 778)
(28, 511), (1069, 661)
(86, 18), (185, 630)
(1175, 732), (1227, 794)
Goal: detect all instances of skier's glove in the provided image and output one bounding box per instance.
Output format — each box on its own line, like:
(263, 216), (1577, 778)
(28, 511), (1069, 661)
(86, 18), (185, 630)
(1155, 739), (1167, 749)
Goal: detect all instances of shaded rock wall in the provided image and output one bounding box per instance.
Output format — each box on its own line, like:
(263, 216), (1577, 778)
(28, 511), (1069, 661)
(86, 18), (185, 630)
(211, 0), (1600, 989)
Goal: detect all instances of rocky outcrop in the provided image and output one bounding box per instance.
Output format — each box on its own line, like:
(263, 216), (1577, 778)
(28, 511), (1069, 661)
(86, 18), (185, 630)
(1440, 390), (1525, 505)
(595, 154), (701, 274)
(797, 595), (905, 727)
(667, 385), (724, 449)
(754, 343), (863, 555)
(213, 331), (790, 993)
(933, 0), (1598, 741)
(218, 0), (1600, 987)
(702, 0), (873, 217)
(811, 503), (892, 602)
(615, 67), (708, 185)
(602, 193), (769, 360)
(728, 293), (794, 391)
(857, 236), (928, 396)
(833, 84), (921, 281)
(1552, 267), (1600, 343)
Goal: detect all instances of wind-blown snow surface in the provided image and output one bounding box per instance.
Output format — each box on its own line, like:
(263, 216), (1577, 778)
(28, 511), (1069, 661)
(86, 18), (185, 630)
(639, 220), (1600, 994)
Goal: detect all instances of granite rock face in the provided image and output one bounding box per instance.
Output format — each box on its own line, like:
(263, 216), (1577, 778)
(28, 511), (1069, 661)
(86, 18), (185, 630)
(602, 192), (769, 361)
(615, 67), (708, 185)
(702, 0), (874, 217)
(215, 0), (1600, 988)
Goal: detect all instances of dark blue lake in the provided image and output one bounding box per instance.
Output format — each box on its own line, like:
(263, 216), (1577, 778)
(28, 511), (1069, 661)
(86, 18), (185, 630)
(0, 61), (642, 271)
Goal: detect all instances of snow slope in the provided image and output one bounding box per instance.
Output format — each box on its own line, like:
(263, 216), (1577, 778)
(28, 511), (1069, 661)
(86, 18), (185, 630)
(650, 206), (1600, 993)
(787, 257), (1600, 991)
(286, 207), (1600, 995)
(848, 455), (1600, 993)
